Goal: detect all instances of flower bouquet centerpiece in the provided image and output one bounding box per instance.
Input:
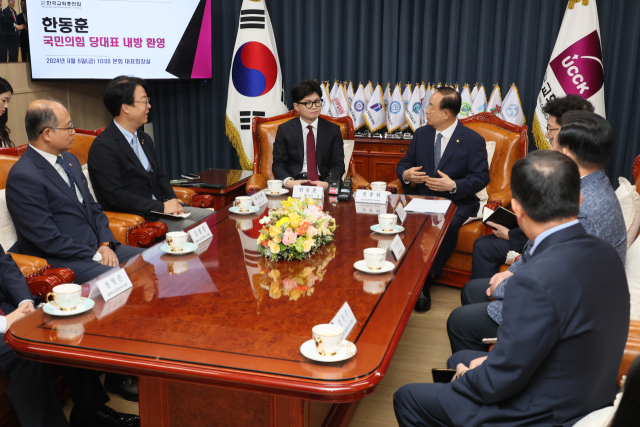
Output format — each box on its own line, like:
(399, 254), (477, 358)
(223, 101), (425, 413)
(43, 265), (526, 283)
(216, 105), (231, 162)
(257, 197), (337, 261)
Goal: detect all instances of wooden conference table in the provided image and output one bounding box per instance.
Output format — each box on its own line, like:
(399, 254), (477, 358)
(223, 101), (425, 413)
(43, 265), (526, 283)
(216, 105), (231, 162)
(6, 192), (455, 427)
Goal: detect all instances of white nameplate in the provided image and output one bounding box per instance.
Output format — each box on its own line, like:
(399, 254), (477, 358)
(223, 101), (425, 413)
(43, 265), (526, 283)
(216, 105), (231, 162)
(292, 185), (324, 199)
(390, 235), (406, 260)
(355, 202), (386, 215)
(251, 190), (268, 207)
(96, 268), (133, 302)
(396, 202), (407, 224)
(188, 222), (213, 245)
(355, 189), (387, 204)
(330, 301), (357, 339)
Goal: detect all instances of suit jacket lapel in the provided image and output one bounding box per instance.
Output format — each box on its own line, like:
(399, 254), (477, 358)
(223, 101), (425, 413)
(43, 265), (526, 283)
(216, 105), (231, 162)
(137, 130), (157, 171)
(64, 152), (94, 219)
(424, 126), (436, 177)
(26, 148), (89, 219)
(291, 119), (304, 163)
(315, 119), (326, 169)
(110, 124), (149, 177)
(436, 122), (464, 172)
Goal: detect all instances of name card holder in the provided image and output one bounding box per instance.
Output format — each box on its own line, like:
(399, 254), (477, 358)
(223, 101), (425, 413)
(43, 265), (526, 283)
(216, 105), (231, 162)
(355, 202), (386, 215)
(292, 185), (324, 199)
(96, 268), (133, 302)
(251, 190), (268, 207)
(390, 235), (406, 260)
(355, 189), (387, 205)
(330, 302), (357, 339)
(396, 202), (407, 224)
(188, 222), (213, 245)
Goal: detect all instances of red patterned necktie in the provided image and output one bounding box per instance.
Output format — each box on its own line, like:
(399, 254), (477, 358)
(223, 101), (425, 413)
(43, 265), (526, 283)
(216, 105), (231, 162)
(11, 9), (15, 22)
(306, 125), (319, 181)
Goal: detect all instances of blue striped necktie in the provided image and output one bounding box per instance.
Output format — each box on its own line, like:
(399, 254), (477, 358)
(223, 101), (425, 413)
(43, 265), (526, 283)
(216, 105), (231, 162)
(56, 156), (78, 198)
(434, 133), (443, 174)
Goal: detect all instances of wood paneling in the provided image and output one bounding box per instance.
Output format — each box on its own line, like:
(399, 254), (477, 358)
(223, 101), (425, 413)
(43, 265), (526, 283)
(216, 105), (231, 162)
(0, 62), (112, 146)
(354, 137), (410, 183)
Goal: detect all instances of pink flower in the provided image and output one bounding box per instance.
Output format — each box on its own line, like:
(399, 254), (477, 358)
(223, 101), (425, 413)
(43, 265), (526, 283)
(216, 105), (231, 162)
(283, 278), (297, 291)
(306, 226), (318, 238)
(282, 228), (298, 246)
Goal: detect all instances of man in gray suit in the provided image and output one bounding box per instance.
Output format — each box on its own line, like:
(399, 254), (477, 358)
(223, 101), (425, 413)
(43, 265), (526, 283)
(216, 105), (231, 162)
(394, 150), (629, 427)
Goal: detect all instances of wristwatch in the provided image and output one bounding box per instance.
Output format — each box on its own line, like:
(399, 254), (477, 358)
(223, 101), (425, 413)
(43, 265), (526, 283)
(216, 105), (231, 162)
(99, 241), (117, 251)
(450, 181), (457, 194)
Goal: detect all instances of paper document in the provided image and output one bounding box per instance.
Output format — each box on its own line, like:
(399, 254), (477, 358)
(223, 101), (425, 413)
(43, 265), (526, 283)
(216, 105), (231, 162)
(404, 199), (451, 214)
(150, 211), (192, 219)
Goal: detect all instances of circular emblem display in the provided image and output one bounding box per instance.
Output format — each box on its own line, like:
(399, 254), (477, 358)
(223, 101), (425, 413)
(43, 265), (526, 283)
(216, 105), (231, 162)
(354, 100), (365, 112)
(390, 101), (402, 114)
(505, 104), (519, 118)
(412, 102), (421, 114)
(231, 42), (277, 97)
(460, 103), (471, 114)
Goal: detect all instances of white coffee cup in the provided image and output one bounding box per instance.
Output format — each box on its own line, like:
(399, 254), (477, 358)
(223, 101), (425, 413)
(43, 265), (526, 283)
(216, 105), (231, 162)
(312, 324), (344, 356)
(166, 231), (188, 252)
(378, 213), (398, 232)
(233, 196), (253, 212)
(363, 247), (387, 270)
(370, 181), (386, 191)
(267, 180), (283, 194)
(46, 283), (82, 311)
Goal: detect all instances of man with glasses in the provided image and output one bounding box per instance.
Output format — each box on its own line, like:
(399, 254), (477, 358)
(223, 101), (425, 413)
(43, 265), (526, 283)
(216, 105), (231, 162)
(272, 80), (345, 189)
(5, 99), (145, 421)
(468, 95), (595, 281)
(88, 76), (213, 232)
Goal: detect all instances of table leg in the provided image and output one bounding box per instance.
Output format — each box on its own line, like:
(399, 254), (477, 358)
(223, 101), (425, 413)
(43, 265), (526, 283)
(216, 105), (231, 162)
(138, 376), (310, 427)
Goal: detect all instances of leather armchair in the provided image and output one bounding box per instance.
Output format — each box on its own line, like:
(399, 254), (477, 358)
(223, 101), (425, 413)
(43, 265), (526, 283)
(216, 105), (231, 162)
(385, 113), (527, 287)
(8, 253), (75, 298)
(245, 111), (368, 195)
(73, 128), (214, 209)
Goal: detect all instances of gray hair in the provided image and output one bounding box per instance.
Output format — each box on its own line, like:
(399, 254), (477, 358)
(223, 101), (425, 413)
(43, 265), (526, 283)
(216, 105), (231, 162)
(25, 101), (61, 142)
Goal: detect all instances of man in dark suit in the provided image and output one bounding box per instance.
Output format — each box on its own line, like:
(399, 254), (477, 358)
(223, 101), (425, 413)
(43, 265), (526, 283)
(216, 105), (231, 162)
(394, 150), (629, 427)
(0, 244), (140, 427)
(88, 76), (213, 232)
(1, 0), (23, 62)
(470, 95), (595, 279)
(272, 80), (345, 189)
(397, 87), (490, 312)
(5, 99), (144, 403)
(16, 0), (27, 62)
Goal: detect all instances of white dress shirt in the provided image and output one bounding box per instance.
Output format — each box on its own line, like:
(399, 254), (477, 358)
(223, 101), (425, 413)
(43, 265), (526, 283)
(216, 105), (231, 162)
(283, 117), (320, 186)
(29, 145), (103, 262)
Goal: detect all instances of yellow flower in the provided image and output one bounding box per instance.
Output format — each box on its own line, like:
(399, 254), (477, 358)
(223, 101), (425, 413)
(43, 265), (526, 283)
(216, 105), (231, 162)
(303, 238), (314, 253)
(269, 241), (280, 254)
(272, 235), (281, 244)
(258, 233), (267, 243)
(269, 225), (282, 239)
(276, 217), (289, 228)
(289, 212), (301, 228)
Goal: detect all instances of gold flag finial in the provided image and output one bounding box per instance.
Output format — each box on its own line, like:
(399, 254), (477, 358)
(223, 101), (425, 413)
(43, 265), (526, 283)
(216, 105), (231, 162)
(568, 0), (589, 9)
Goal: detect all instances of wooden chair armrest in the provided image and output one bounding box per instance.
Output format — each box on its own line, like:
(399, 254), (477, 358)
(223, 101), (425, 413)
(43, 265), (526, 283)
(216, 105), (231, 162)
(129, 226), (158, 248)
(141, 221), (167, 240)
(39, 266), (75, 284)
(246, 173), (267, 196)
(488, 187), (512, 209)
(172, 186), (195, 206)
(387, 179), (405, 195)
(619, 320), (640, 383)
(104, 211), (145, 226)
(346, 170), (368, 192)
(9, 253), (48, 276)
(192, 194), (214, 208)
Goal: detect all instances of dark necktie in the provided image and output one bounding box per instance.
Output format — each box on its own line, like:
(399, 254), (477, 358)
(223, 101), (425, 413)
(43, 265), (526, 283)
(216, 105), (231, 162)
(434, 133), (443, 174)
(306, 125), (319, 181)
(56, 156), (79, 199)
(10, 9), (15, 22)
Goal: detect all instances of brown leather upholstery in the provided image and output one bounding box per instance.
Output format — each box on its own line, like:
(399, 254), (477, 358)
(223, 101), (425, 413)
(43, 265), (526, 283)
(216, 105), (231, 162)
(67, 133), (95, 165)
(9, 253), (48, 276)
(73, 126), (106, 136)
(247, 110), (367, 194)
(0, 145), (27, 157)
(0, 155), (18, 190)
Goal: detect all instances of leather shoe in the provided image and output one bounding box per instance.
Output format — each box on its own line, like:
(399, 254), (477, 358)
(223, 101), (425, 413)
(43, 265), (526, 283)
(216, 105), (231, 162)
(104, 373), (139, 402)
(70, 404), (140, 427)
(414, 292), (432, 313)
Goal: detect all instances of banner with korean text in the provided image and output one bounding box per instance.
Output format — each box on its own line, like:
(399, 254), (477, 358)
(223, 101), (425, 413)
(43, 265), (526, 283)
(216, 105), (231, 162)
(30, 0), (212, 79)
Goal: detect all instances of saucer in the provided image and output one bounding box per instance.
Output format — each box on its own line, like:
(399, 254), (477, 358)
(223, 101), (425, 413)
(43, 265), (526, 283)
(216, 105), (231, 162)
(300, 339), (357, 362)
(44, 298), (95, 317)
(229, 206), (260, 215)
(160, 242), (198, 255)
(370, 224), (405, 234)
(265, 189), (289, 196)
(353, 260), (395, 274)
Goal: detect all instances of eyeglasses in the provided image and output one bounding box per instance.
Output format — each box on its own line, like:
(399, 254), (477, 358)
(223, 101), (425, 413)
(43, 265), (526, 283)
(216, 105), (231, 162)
(297, 99), (323, 109)
(39, 123), (75, 134)
(546, 125), (560, 133)
(134, 97), (151, 105)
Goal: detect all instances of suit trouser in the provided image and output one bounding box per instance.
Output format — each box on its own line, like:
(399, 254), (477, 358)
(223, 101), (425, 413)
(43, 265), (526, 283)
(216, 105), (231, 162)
(0, 343), (109, 427)
(470, 234), (512, 279)
(5, 33), (18, 62)
(429, 214), (467, 277)
(446, 278), (499, 353)
(154, 206), (214, 233)
(73, 243), (145, 284)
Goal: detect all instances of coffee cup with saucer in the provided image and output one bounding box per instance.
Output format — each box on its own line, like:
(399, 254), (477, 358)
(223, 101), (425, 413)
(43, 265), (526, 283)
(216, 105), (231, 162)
(300, 324), (357, 362)
(354, 248), (394, 274)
